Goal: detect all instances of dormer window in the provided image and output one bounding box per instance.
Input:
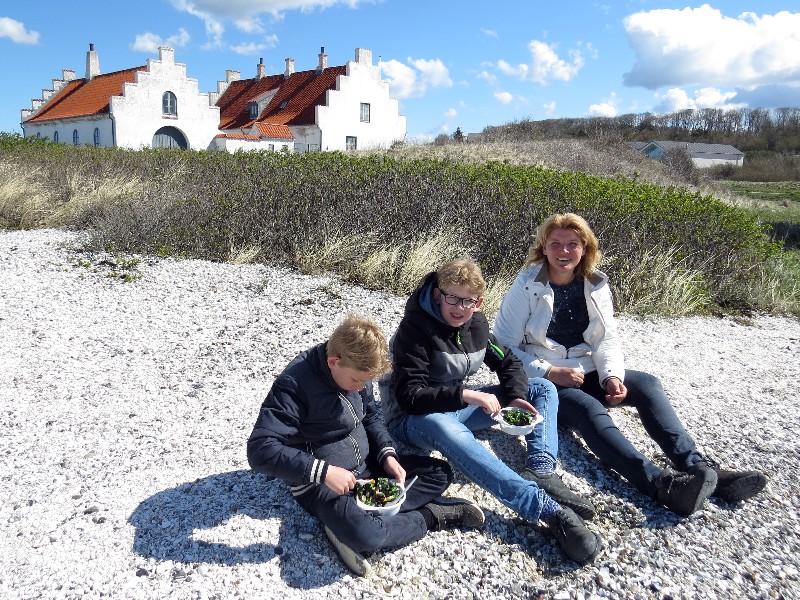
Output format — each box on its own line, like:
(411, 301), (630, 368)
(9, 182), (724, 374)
(248, 102), (259, 119)
(162, 91), (177, 117)
(279, 100), (288, 109)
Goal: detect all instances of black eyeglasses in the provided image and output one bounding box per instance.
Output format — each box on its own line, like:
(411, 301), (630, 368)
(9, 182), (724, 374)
(440, 292), (480, 309)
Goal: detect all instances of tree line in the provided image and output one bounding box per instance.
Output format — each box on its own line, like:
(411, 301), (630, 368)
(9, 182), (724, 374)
(481, 107), (800, 154)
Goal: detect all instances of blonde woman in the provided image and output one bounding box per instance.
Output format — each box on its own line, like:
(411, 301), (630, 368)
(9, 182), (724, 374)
(494, 213), (767, 516)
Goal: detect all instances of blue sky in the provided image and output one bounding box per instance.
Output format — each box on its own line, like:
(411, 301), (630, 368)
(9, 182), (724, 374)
(2, 1), (799, 142)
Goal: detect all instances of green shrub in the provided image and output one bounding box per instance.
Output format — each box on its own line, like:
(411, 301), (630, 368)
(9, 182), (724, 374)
(0, 136), (794, 315)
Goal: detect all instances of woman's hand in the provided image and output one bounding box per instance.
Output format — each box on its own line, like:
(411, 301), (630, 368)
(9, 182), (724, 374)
(382, 455), (406, 485)
(324, 465), (357, 495)
(548, 366), (585, 388)
(462, 389), (501, 416)
(604, 377), (627, 405)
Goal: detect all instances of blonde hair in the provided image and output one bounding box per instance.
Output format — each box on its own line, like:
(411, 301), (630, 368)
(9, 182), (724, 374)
(436, 258), (486, 296)
(327, 314), (391, 378)
(523, 213), (602, 278)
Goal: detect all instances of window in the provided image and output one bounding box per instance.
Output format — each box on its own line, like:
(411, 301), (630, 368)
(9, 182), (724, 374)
(162, 91), (177, 117)
(294, 143), (305, 153)
(268, 144), (275, 151)
(53, 131), (59, 142)
(281, 144), (289, 152)
(248, 102), (258, 119)
(73, 130), (79, 146)
(346, 136), (357, 151)
(279, 100), (288, 109)
(360, 103), (371, 123)
(93, 128), (100, 147)
(308, 144), (320, 152)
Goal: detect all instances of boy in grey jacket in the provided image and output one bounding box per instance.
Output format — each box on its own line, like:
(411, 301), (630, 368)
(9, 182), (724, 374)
(247, 314), (484, 576)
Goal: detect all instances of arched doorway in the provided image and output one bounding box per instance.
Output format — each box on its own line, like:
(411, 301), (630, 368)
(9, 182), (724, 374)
(152, 126), (188, 149)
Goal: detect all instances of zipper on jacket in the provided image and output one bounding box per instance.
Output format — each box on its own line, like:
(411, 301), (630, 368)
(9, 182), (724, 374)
(339, 392), (363, 467)
(456, 329), (471, 379)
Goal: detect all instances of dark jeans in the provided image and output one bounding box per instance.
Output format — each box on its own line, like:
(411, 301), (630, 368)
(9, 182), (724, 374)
(556, 369), (704, 499)
(294, 454), (452, 553)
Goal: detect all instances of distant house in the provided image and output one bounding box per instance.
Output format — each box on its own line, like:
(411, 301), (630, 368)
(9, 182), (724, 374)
(637, 140), (744, 168)
(20, 45), (406, 153)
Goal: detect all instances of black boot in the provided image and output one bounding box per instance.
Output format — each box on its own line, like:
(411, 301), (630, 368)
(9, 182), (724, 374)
(521, 469), (596, 520)
(655, 468), (717, 516)
(689, 459), (767, 503)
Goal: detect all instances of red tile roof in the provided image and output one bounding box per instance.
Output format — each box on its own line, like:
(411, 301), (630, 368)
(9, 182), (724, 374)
(25, 67), (146, 123)
(255, 123), (294, 139)
(217, 65), (347, 130)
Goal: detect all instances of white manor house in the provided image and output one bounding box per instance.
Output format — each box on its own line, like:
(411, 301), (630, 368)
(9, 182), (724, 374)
(20, 44), (406, 153)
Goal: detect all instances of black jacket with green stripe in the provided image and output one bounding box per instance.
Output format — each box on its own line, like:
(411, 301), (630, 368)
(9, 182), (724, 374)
(380, 271), (529, 432)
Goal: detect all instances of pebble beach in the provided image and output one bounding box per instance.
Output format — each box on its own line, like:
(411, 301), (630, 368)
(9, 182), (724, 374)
(1, 228), (799, 600)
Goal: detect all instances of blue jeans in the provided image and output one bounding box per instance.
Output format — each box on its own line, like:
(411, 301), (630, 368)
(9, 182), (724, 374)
(556, 369), (704, 499)
(389, 378), (558, 523)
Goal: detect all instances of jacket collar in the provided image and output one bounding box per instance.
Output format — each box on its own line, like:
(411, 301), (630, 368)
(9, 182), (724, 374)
(532, 262), (605, 287)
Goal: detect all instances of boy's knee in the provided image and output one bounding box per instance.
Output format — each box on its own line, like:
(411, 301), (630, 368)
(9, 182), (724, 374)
(343, 521), (387, 553)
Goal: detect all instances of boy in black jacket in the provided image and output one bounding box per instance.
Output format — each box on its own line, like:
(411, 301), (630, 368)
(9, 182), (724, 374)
(247, 314), (484, 576)
(380, 259), (602, 565)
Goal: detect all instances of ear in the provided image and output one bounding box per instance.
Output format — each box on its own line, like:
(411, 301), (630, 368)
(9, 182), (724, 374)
(327, 356), (340, 369)
(475, 297), (484, 310)
(432, 287), (442, 304)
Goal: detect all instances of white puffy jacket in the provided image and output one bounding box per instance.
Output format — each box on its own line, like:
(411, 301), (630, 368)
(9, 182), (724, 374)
(493, 262), (625, 384)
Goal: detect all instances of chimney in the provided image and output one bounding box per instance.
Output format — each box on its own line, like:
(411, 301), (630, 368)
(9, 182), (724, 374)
(284, 57), (295, 78)
(355, 48), (372, 66)
(257, 58), (266, 79)
(85, 43), (100, 81)
(316, 46), (328, 72)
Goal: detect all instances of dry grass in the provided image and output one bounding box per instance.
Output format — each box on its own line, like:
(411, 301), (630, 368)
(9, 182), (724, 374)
(608, 246), (711, 316)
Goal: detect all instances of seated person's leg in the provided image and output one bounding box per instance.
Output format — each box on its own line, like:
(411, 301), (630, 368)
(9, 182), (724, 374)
(401, 411), (546, 523)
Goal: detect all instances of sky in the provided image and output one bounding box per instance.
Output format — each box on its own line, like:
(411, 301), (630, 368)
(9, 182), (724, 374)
(2, 1), (800, 143)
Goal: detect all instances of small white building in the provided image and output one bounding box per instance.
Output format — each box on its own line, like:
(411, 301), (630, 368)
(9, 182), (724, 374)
(639, 141), (744, 168)
(21, 45), (220, 150)
(21, 45), (407, 153)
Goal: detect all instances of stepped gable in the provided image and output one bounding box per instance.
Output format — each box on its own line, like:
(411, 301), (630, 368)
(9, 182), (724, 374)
(25, 67), (146, 122)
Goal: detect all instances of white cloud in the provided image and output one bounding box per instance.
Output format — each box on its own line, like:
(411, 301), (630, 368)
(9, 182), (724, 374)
(379, 57), (452, 99)
(171, 0), (376, 44)
(495, 91), (513, 105)
(542, 101), (557, 116)
(444, 108), (457, 119)
(0, 17), (39, 44)
(623, 5), (800, 89)
(588, 92), (618, 117)
(496, 40), (584, 84)
(131, 28), (191, 53)
(230, 41), (269, 55)
(477, 70), (497, 86)
(481, 28), (498, 38)
(653, 86), (745, 113)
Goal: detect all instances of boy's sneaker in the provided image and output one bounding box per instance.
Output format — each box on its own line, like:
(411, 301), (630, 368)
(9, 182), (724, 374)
(689, 459), (768, 503)
(546, 508), (602, 565)
(521, 469), (596, 520)
(324, 526), (371, 577)
(655, 468), (717, 516)
(425, 497), (486, 530)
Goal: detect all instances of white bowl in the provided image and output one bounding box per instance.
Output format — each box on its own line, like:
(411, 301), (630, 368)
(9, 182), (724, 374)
(354, 479), (406, 516)
(494, 407), (543, 436)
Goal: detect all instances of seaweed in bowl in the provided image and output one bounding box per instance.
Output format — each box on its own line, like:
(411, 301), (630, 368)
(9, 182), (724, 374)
(354, 477), (402, 507)
(502, 408), (535, 426)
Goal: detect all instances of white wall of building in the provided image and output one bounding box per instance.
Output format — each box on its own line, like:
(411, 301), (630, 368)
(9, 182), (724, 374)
(23, 115), (114, 147)
(315, 52), (406, 151)
(110, 47), (220, 150)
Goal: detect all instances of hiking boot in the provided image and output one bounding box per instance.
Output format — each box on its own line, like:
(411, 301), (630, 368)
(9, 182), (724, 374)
(689, 459), (768, 503)
(521, 469), (596, 520)
(655, 468), (717, 516)
(425, 497), (486, 530)
(324, 525), (371, 577)
(546, 508), (602, 565)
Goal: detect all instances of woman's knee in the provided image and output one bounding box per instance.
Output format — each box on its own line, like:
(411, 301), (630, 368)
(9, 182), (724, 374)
(558, 390), (609, 425)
